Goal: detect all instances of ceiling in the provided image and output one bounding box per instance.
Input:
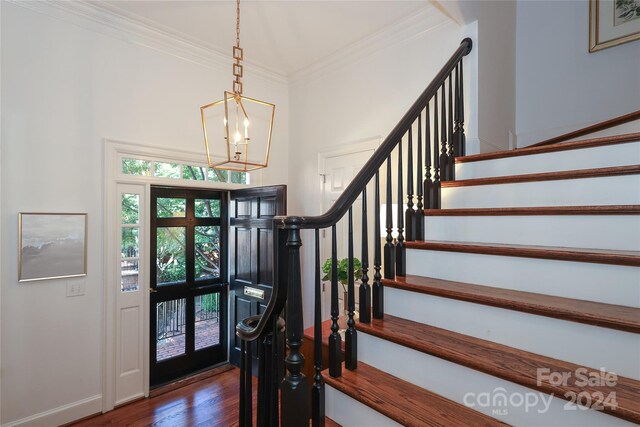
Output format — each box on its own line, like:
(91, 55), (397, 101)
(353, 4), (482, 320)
(99, 1), (431, 76)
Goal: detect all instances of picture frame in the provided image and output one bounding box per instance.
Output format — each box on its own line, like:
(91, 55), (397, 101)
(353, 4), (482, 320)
(590, 0), (640, 52)
(18, 213), (88, 282)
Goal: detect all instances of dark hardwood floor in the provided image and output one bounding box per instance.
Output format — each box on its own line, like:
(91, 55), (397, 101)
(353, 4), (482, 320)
(72, 368), (254, 427)
(71, 368), (340, 427)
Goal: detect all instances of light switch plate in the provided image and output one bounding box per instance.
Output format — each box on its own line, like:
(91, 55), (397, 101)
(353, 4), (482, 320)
(66, 279), (86, 297)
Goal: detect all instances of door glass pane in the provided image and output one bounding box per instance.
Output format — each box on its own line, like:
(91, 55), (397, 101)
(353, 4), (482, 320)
(154, 162), (181, 178)
(156, 298), (186, 361)
(182, 165), (207, 181)
(122, 228), (139, 258)
(195, 199), (221, 218)
(157, 227), (186, 284)
(208, 169), (228, 182)
(195, 293), (220, 350)
(121, 260), (139, 292)
(157, 198), (186, 218)
(121, 194), (139, 224)
(195, 226), (220, 280)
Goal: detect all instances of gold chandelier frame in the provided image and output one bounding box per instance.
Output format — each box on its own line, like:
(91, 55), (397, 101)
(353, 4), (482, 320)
(200, 0), (275, 172)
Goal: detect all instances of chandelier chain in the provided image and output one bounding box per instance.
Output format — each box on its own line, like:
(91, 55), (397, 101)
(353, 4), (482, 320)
(232, 0), (243, 95)
(236, 0), (241, 48)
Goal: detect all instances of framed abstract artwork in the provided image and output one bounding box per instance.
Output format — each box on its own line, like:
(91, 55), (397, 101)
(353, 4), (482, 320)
(18, 213), (87, 282)
(590, 0), (640, 51)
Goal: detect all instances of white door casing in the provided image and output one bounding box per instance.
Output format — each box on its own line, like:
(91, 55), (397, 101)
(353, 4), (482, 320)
(114, 183), (147, 406)
(318, 138), (380, 320)
(103, 139), (260, 412)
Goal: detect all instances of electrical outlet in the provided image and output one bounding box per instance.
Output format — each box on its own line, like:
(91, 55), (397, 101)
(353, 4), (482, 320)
(66, 280), (86, 297)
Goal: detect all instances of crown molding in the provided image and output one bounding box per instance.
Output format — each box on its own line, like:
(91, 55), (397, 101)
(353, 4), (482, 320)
(7, 0), (288, 90)
(8, 0), (452, 89)
(288, 5), (453, 84)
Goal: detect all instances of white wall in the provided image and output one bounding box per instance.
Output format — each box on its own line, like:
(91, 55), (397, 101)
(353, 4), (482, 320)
(435, 0), (517, 153)
(0, 2), (288, 425)
(516, 0), (640, 147)
(287, 9), (464, 327)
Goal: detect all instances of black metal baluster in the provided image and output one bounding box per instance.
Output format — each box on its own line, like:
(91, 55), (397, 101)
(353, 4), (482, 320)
(440, 83), (450, 182)
(359, 188), (371, 323)
(373, 171), (384, 319)
(459, 60), (466, 157)
(328, 225), (342, 377)
(257, 337), (266, 427)
(424, 102), (433, 209)
(433, 94), (442, 208)
(405, 128), (414, 241)
(239, 340), (247, 427)
(262, 332), (274, 426)
(281, 227), (309, 426)
(244, 338), (253, 426)
(415, 113), (424, 240)
(345, 207), (357, 370)
(312, 229), (325, 427)
(453, 63), (461, 159)
(383, 156), (395, 279)
(396, 140), (406, 277)
(269, 315), (281, 426)
(448, 73), (455, 181)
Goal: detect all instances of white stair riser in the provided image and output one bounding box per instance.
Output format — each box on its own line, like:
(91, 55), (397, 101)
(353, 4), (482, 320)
(406, 249), (640, 307)
(442, 175), (640, 208)
(385, 287), (640, 379)
(423, 215), (640, 251)
(326, 386), (401, 427)
(456, 141), (640, 179)
(358, 333), (636, 427)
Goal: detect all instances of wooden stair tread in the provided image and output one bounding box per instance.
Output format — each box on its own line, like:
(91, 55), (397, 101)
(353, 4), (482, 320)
(357, 315), (640, 423)
(405, 240), (640, 267)
(441, 165), (640, 187)
(456, 132), (640, 163)
(325, 417), (341, 427)
(530, 111), (640, 147)
(424, 205), (640, 216)
(323, 362), (506, 427)
(382, 275), (640, 333)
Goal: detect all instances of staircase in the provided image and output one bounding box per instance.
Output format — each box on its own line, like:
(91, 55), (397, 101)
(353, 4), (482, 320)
(324, 132), (640, 426)
(234, 38), (639, 427)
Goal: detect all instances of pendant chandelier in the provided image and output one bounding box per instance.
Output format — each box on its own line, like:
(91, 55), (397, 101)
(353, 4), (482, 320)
(200, 0), (275, 172)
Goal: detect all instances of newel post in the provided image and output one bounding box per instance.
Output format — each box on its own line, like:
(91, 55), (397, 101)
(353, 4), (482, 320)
(281, 221), (309, 426)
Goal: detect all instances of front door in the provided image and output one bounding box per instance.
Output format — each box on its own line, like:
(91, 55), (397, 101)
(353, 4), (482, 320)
(229, 185), (287, 367)
(150, 186), (228, 387)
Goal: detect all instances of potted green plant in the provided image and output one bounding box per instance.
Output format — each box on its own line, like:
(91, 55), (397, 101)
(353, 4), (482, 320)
(321, 257), (362, 314)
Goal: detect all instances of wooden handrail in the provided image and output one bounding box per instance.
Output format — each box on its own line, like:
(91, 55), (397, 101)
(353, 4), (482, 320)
(278, 38), (473, 230)
(237, 38), (473, 342)
(530, 110), (640, 148)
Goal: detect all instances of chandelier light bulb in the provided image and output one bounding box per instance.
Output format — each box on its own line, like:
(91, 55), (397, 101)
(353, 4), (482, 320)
(234, 131), (242, 143)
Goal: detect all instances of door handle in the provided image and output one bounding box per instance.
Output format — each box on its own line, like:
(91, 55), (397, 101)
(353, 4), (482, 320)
(149, 288), (158, 293)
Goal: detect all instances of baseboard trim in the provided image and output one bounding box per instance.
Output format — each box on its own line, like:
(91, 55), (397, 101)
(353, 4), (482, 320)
(1, 395), (102, 427)
(465, 137), (507, 156)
